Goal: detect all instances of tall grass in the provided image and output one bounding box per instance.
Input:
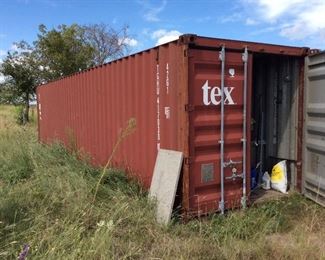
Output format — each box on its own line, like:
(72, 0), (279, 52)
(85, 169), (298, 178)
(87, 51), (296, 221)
(0, 105), (324, 259)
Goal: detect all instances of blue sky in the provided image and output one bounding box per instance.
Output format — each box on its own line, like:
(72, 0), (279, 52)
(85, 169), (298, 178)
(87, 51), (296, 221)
(0, 0), (325, 62)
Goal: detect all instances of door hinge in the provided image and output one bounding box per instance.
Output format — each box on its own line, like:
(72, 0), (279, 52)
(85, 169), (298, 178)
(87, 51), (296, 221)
(185, 104), (194, 112)
(184, 157), (192, 165)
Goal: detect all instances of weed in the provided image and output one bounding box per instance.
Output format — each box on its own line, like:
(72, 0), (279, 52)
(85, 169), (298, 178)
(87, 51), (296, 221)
(0, 107), (324, 259)
(14, 106), (25, 125)
(92, 118), (136, 204)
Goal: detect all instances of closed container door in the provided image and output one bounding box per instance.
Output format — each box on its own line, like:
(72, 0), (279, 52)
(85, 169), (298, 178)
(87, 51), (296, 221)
(303, 52), (325, 207)
(188, 47), (252, 214)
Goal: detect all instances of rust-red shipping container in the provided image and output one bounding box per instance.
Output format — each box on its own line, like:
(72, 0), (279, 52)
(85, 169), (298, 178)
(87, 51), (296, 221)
(37, 35), (325, 214)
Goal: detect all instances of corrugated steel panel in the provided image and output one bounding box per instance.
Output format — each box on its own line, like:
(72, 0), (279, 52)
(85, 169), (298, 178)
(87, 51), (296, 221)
(303, 52), (325, 207)
(38, 42), (188, 188)
(187, 48), (252, 214)
(37, 34), (309, 215)
(251, 55), (301, 189)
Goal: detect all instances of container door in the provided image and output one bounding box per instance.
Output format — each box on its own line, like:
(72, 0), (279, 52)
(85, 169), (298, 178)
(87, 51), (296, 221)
(187, 47), (252, 215)
(303, 52), (325, 207)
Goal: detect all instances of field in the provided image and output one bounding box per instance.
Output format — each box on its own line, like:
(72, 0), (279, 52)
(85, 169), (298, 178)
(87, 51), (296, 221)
(0, 105), (324, 259)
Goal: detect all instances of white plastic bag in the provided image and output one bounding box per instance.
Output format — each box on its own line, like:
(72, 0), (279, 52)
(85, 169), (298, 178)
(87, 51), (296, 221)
(262, 171), (271, 190)
(271, 160), (288, 194)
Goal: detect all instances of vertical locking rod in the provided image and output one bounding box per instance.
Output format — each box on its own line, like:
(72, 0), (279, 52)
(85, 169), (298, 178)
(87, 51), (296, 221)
(219, 46), (225, 214)
(241, 47), (248, 209)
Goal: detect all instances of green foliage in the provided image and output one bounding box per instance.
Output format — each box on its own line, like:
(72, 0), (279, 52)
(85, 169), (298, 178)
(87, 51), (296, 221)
(0, 41), (39, 98)
(0, 111), (324, 259)
(36, 24), (95, 81)
(186, 199), (289, 242)
(0, 41), (39, 124)
(0, 22), (132, 117)
(35, 23), (131, 80)
(0, 83), (18, 104)
(0, 41), (40, 123)
(14, 105), (24, 125)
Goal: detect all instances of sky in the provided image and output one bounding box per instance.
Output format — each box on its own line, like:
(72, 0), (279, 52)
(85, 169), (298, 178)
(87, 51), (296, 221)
(0, 0), (325, 66)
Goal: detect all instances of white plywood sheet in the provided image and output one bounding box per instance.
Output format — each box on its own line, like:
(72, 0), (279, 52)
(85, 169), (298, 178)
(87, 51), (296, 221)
(149, 149), (183, 225)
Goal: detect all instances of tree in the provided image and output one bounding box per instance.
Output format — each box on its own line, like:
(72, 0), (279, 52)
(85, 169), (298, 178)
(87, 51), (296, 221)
(35, 23), (132, 80)
(82, 23), (130, 65)
(0, 23), (135, 123)
(0, 41), (40, 123)
(35, 24), (94, 81)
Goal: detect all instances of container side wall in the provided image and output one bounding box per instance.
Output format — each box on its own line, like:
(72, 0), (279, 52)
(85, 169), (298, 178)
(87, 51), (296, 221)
(37, 42), (186, 188)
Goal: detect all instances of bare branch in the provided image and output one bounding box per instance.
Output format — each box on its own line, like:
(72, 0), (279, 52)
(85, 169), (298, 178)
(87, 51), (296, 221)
(82, 23), (131, 65)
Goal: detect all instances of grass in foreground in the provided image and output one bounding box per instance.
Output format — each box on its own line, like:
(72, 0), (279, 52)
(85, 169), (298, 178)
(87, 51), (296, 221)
(0, 105), (324, 259)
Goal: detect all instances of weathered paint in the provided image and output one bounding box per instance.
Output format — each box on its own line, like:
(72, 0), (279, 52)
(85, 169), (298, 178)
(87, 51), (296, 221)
(37, 35), (309, 215)
(186, 48), (252, 214)
(38, 42), (187, 189)
(181, 35), (309, 56)
(303, 51), (325, 207)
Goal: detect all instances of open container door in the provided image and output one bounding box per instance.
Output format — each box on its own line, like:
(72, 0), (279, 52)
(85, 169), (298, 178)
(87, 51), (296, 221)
(303, 51), (325, 207)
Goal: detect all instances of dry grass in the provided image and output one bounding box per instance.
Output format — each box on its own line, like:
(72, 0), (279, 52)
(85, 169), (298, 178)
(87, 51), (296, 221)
(0, 105), (16, 128)
(0, 105), (324, 259)
(0, 105), (37, 129)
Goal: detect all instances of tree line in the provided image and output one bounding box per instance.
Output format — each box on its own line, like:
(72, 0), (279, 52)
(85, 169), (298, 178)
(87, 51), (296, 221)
(0, 23), (131, 123)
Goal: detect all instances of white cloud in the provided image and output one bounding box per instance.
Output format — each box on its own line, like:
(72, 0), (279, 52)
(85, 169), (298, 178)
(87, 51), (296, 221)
(280, 3), (325, 40)
(119, 37), (138, 47)
(252, 0), (306, 21)
(0, 50), (6, 56)
(245, 18), (258, 25)
(246, 0), (325, 41)
(140, 0), (167, 22)
(151, 29), (182, 46)
(124, 38), (138, 47)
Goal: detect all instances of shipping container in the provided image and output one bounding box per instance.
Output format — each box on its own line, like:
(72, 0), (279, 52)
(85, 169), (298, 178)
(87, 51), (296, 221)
(37, 35), (325, 215)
